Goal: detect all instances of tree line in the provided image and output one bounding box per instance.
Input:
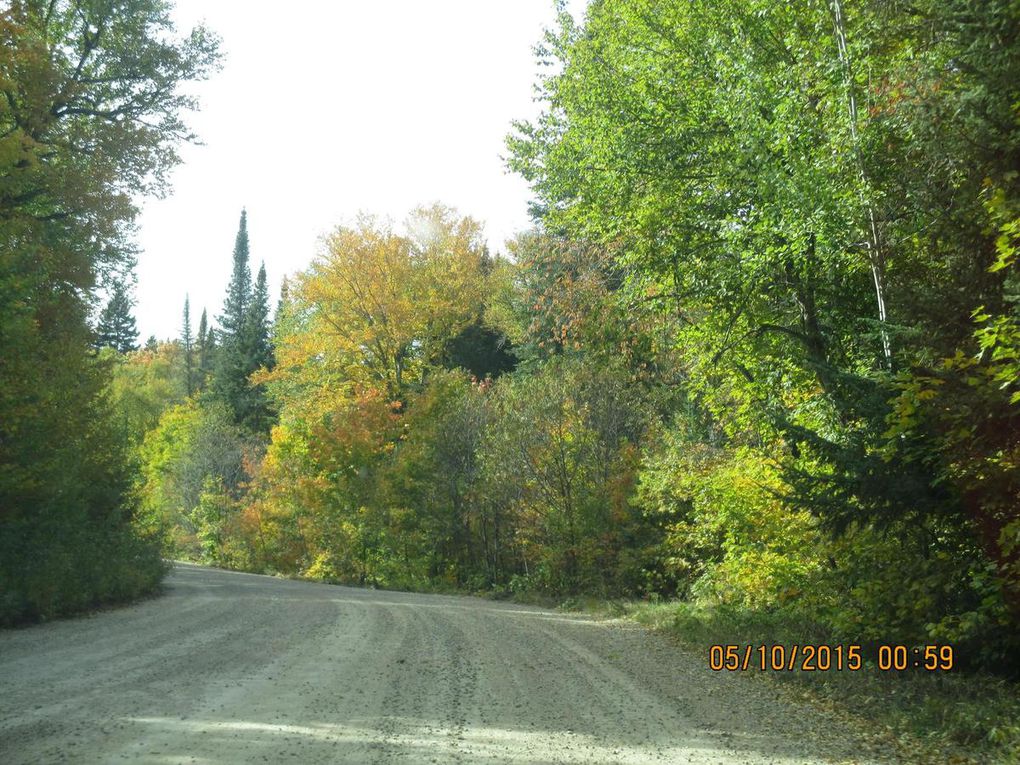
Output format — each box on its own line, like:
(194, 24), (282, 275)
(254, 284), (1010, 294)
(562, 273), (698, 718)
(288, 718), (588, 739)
(2, 0), (1018, 682)
(129, 0), (1019, 676)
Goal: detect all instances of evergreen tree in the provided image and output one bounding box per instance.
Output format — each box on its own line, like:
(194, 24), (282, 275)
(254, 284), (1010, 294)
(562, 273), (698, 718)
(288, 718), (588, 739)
(274, 276), (290, 333)
(219, 208), (252, 341)
(181, 295), (195, 396)
(245, 262), (274, 372)
(237, 262), (275, 432)
(212, 209), (254, 420)
(144, 335), (158, 352)
(197, 308), (213, 386)
(211, 210), (275, 432)
(95, 279), (140, 353)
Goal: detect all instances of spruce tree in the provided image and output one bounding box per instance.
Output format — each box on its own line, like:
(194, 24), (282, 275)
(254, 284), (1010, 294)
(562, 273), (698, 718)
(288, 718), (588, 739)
(218, 209), (252, 342)
(197, 308), (213, 386)
(181, 295), (194, 396)
(95, 279), (139, 353)
(212, 209), (254, 421)
(211, 209), (275, 432)
(245, 262), (274, 372)
(238, 262), (275, 432)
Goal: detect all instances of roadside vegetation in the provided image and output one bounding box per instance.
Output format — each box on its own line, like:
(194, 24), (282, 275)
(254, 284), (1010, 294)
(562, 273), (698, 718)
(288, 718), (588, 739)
(0, 0), (219, 623)
(2, 0), (1018, 759)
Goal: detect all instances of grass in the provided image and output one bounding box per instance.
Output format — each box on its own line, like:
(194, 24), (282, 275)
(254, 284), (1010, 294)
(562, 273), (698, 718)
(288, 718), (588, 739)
(597, 599), (1020, 764)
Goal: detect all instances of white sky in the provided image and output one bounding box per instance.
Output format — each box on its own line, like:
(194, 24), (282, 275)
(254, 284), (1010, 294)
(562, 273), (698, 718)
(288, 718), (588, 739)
(135, 0), (586, 341)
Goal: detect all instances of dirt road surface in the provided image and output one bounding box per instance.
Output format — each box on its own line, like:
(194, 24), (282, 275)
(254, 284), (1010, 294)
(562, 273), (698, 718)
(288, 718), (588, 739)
(0, 563), (887, 764)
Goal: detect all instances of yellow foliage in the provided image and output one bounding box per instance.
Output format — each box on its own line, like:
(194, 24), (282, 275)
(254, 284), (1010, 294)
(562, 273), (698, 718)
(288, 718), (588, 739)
(266, 205), (487, 403)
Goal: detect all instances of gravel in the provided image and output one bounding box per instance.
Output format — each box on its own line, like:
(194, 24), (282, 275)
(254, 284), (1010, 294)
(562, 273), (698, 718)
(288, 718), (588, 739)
(0, 563), (891, 764)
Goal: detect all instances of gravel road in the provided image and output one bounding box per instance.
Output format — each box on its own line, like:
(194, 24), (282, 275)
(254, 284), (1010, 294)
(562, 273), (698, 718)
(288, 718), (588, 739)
(0, 563), (888, 764)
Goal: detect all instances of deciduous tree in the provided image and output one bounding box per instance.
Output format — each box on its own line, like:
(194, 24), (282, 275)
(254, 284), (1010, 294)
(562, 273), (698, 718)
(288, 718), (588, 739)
(0, 0), (220, 623)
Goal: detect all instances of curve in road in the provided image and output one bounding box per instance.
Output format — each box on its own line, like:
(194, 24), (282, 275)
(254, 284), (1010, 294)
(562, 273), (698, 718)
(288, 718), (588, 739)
(0, 563), (884, 764)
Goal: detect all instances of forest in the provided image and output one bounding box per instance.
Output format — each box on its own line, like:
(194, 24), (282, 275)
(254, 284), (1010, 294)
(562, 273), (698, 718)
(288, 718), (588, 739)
(2, 0), (1019, 706)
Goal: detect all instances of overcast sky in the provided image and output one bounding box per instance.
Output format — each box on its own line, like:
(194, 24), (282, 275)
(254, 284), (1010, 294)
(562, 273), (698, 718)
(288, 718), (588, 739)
(134, 0), (585, 341)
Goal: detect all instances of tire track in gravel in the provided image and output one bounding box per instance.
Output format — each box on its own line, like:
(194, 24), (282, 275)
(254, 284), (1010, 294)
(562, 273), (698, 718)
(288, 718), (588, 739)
(365, 600), (480, 764)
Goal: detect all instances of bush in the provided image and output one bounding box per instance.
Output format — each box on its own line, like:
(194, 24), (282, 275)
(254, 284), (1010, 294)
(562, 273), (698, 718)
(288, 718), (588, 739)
(0, 511), (167, 625)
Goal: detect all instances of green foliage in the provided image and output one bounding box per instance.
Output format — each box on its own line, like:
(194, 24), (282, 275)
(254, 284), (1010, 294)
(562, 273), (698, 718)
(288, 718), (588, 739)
(181, 295), (195, 396)
(479, 357), (656, 594)
(0, 509), (168, 625)
(105, 342), (187, 445)
(95, 278), (139, 353)
(379, 363), (677, 594)
(0, 0), (219, 623)
(377, 370), (490, 584)
(246, 264), (274, 373)
(0, 347), (167, 624)
(196, 307), (214, 384)
(211, 209), (275, 432)
(639, 440), (827, 606)
(219, 209), (253, 342)
(189, 476), (254, 569)
(504, 0), (1020, 673)
(136, 400), (252, 559)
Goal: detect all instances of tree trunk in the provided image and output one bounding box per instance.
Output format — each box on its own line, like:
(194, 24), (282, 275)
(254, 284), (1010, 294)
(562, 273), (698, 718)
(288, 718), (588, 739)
(829, 0), (892, 365)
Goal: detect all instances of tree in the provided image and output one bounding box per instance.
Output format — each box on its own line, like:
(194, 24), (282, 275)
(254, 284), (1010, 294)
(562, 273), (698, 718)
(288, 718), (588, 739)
(245, 262), (274, 372)
(276, 206), (487, 402)
(275, 276), (291, 331)
(506, 0), (1020, 662)
(105, 341), (187, 446)
(211, 209), (253, 422)
(181, 295), (195, 396)
(196, 308), (214, 385)
(479, 358), (651, 593)
(95, 279), (140, 353)
(211, 210), (274, 431)
(0, 0), (220, 623)
(137, 400), (252, 561)
(378, 371), (492, 584)
(441, 322), (517, 381)
(219, 209), (252, 343)
(237, 261), (274, 432)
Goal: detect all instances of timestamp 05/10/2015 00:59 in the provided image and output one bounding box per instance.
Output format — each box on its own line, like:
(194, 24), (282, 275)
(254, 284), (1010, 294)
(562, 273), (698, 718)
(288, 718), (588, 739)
(708, 644), (955, 672)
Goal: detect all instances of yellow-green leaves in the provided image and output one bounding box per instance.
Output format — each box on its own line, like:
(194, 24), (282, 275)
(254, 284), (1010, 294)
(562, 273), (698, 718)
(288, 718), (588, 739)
(271, 206), (487, 402)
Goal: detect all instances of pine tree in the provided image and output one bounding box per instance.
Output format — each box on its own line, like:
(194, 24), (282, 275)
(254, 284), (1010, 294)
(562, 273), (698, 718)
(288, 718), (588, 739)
(95, 279), (139, 353)
(181, 295), (194, 396)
